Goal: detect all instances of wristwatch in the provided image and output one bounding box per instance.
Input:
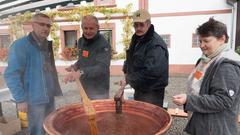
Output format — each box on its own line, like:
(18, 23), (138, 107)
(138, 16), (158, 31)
(79, 70), (84, 75)
(71, 64), (78, 71)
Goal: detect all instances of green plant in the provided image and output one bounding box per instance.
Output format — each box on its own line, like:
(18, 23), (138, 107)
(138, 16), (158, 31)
(0, 48), (9, 61)
(235, 46), (240, 55)
(50, 23), (60, 56)
(3, 3), (134, 60)
(8, 11), (32, 40)
(112, 52), (126, 60)
(61, 47), (79, 60)
(121, 4), (133, 51)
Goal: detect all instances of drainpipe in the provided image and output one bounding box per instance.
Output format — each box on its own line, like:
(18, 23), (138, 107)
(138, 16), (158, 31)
(227, 0), (237, 49)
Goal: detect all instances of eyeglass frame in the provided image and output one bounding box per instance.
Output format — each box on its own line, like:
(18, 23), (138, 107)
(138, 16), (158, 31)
(33, 21), (52, 28)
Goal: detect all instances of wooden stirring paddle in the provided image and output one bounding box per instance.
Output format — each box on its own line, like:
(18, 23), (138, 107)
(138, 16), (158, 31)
(76, 79), (98, 135)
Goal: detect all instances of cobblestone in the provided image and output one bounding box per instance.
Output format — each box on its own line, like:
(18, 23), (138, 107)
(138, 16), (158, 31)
(1, 74), (239, 135)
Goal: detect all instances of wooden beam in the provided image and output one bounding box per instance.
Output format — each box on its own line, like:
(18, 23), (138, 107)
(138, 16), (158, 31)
(167, 108), (188, 117)
(0, 103), (3, 117)
(168, 108), (240, 123)
(0, 102), (7, 123)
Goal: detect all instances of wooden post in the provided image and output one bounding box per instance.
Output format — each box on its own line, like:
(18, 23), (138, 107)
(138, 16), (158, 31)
(0, 102), (7, 123)
(0, 103), (3, 117)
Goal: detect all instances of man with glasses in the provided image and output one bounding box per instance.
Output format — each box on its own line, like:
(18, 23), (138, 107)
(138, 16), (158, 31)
(120, 9), (169, 107)
(4, 13), (62, 135)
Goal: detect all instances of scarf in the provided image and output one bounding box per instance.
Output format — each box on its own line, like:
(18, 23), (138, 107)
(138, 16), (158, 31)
(188, 44), (228, 95)
(200, 44), (228, 63)
(186, 44), (228, 119)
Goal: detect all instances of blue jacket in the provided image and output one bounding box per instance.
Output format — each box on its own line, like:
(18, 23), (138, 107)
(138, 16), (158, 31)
(4, 33), (62, 105)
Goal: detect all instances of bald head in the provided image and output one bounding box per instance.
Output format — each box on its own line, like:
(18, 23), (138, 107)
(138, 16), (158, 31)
(32, 13), (51, 22)
(81, 15), (99, 39)
(81, 15), (99, 27)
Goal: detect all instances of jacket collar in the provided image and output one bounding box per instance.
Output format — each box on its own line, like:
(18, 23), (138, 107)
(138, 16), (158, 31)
(28, 32), (49, 51)
(132, 24), (154, 44)
(28, 32), (39, 48)
(82, 31), (100, 44)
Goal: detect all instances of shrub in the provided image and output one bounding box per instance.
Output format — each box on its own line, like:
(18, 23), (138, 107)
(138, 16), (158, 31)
(235, 46), (240, 55)
(60, 47), (78, 60)
(0, 48), (9, 61)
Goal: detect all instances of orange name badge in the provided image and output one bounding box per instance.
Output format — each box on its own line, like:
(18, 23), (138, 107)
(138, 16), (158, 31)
(194, 70), (203, 80)
(82, 50), (89, 57)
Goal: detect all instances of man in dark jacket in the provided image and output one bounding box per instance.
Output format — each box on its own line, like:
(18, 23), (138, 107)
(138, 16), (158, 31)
(120, 9), (169, 107)
(64, 15), (111, 99)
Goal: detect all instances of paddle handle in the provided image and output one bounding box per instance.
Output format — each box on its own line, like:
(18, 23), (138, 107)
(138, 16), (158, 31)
(76, 79), (98, 135)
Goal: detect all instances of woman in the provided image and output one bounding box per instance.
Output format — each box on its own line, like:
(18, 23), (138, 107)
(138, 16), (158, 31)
(173, 18), (240, 135)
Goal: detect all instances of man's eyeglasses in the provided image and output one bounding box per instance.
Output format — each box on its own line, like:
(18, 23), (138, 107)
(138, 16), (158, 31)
(33, 22), (52, 28)
(133, 22), (146, 28)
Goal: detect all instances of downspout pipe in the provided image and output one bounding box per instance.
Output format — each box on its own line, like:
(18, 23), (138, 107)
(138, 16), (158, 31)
(226, 0), (237, 49)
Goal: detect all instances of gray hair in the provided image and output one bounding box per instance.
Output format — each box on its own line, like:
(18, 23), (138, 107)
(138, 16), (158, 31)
(81, 15), (99, 26)
(32, 13), (50, 21)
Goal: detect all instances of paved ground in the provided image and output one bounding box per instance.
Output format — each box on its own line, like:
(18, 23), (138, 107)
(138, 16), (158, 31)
(1, 74), (239, 135)
(58, 74), (190, 135)
(0, 74), (190, 135)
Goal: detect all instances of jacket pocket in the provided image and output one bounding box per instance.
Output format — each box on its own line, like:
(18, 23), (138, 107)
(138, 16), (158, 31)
(133, 55), (144, 68)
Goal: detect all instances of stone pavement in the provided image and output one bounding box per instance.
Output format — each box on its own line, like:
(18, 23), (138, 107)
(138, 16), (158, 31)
(0, 74), (190, 135)
(1, 74), (239, 135)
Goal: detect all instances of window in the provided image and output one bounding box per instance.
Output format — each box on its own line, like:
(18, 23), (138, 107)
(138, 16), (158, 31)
(94, 0), (116, 6)
(60, 25), (80, 60)
(0, 35), (10, 48)
(60, 25), (80, 49)
(64, 30), (77, 48)
(160, 34), (171, 48)
(100, 29), (112, 46)
(99, 23), (116, 53)
(192, 33), (200, 47)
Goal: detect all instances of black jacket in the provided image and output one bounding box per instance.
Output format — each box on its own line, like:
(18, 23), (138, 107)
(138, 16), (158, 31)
(74, 32), (111, 99)
(123, 25), (169, 91)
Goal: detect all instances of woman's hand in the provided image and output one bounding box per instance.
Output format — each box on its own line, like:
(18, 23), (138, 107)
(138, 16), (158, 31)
(172, 94), (187, 106)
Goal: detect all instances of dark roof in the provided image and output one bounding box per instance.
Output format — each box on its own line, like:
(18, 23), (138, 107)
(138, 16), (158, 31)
(0, 0), (92, 19)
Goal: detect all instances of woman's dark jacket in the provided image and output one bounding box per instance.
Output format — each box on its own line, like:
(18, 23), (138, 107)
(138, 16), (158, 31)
(185, 55), (240, 135)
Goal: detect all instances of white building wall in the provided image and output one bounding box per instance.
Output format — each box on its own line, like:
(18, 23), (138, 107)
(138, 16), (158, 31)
(113, 0), (233, 64)
(0, 0), (234, 66)
(116, 0), (139, 11)
(0, 26), (8, 29)
(152, 14), (232, 64)
(148, 0), (232, 13)
(114, 20), (125, 53)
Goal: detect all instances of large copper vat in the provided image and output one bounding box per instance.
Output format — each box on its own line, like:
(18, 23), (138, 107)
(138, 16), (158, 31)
(44, 99), (172, 135)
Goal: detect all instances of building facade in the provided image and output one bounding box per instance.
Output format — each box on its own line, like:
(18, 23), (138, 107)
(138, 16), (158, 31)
(0, 0), (236, 75)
